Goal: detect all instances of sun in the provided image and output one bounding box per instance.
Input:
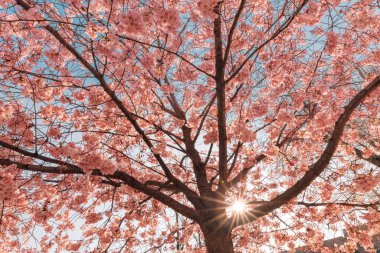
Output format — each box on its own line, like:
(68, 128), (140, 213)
(229, 200), (248, 213)
(225, 195), (251, 219)
(231, 200), (247, 212)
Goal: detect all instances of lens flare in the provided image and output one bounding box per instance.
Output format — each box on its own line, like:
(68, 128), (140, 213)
(226, 199), (253, 224)
(229, 200), (248, 213)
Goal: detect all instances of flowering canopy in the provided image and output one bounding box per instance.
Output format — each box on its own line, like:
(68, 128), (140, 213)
(0, 0), (379, 252)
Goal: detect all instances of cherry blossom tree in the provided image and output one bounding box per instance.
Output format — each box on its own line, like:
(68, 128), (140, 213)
(0, 0), (379, 252)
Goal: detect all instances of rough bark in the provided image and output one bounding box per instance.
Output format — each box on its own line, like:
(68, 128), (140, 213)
(202, 226), (234, 253)
(199, 193), (235, 253)
(213, 2), (228, 190)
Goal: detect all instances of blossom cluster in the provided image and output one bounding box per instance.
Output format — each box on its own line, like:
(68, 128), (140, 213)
(78, 153), (117, 174)
(353, 174), (380, 192)
(85, 21), (108, 40)
(325, 31), (338, 54)
(119, 8), (181, 34)
(47, 127), (60, 139)
(156, 8), (181, 32)
(174, 67), (198, 82)
(0, 165), (20, 202)
(85, 212), (103, 224)
(120, 10), (146, 34)
(197, 0), (219, 19)
(297, 2), (323, 26)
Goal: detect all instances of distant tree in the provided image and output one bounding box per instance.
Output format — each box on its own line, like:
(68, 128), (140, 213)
(0, 0), (379, 252)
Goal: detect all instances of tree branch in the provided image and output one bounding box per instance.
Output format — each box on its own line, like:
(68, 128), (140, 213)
(355, 148), (380, 167)
(224, 154), (266, 189)
(14, 0), (201, 206)
(0, 157), (199, 221)
(213, 3), (228, 191)
(230, 75), (380, 228)
(222, 0), (246, 69)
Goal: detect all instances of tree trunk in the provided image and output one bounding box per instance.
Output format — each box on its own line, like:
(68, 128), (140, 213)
(202, 228), (234, 253)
